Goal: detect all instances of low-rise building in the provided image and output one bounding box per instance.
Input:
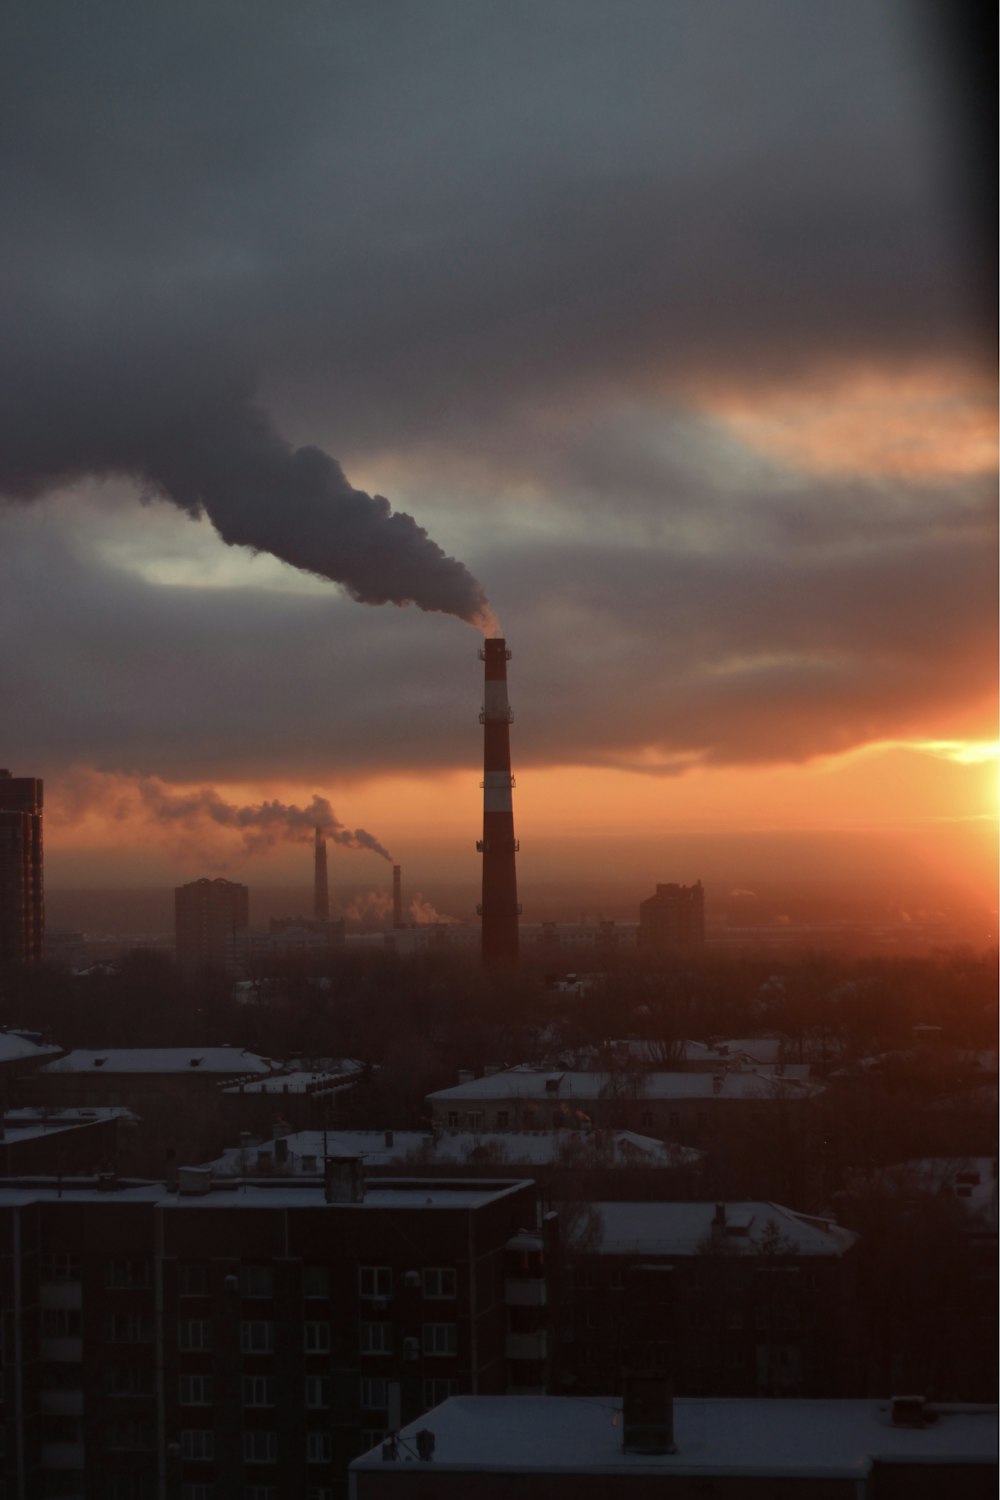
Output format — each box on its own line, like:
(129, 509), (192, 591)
(427, 1068), (820, 1147)
(555, 1200), (859, 1399)
(350, 1393), (998, 1499)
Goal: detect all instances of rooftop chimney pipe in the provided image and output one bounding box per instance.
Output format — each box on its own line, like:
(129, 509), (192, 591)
(477, 637), (520, 967)
(392, 864), (404, 929)
(314, 827), (329, 921)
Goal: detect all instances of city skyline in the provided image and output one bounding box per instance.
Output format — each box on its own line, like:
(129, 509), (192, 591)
(0, 3), (995, 912)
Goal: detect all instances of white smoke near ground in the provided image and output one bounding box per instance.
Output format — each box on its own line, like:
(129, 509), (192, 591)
(343, 890), (393, 925)
(408, 895), (459, 925)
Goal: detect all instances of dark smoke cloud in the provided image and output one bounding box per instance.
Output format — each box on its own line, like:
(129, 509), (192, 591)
(132, 780), (392, 862)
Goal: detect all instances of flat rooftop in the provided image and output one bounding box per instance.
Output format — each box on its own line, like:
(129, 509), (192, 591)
(428, 1069), (819, 1103)
(0, 1176), (534, 1212)
(352, 1396), (998, 1478)
(40, 1046), (275, 1075)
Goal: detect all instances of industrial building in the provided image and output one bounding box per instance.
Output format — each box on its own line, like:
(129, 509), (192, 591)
(0, 768), (44, 964)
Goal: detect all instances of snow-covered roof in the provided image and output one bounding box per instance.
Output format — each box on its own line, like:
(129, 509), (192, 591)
(39, 1047), (275, 1075)
(0, 1031), (62, 1065)
(351, 1395), (998, 1476)
(0, 1177), (531, 1212)
(428, 1069), (819, 1103)
(2, 1107), (137, 1142)
(221, 1066), (361, 1095)
(586, 1201), (858, 1257)
(205, 1128), (702, 1175)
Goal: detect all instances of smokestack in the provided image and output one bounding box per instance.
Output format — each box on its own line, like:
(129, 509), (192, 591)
(477, 637), (520, 967)
(392, 865), (404, 929)
(314, 827), (329, 921)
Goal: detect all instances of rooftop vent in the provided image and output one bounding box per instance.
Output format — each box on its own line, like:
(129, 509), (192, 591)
(189, 1056), (203, 1068)
(890, 1395), (928, 1428)
(178, 1166), (212, 1197)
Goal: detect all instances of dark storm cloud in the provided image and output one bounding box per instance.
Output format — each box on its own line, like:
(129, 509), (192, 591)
(0, 1), (993, 786)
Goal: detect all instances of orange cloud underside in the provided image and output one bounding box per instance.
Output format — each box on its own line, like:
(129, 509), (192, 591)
(46, 743), (997, 898)
(697, 364), (998, 478)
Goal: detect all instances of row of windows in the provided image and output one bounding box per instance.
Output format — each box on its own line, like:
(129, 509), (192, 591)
(182, 1489), (332, 1500)
(180, 1430), (335, 1464)
(180, 1374), (332, 1408)
(36, 1259), (457, 1300)
(175, 1320), (461, 1357)
(360, 1322), (457, 1356)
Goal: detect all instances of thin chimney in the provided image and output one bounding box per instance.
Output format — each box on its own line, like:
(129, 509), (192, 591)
(392, 865), (404, 929)
(477, 637), (520, 967)
(314, 827), (329, 921)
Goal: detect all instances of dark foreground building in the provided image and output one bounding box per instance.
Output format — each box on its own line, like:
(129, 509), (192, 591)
(0, 769), (44, 965)
(0, 1170), (546, 1498)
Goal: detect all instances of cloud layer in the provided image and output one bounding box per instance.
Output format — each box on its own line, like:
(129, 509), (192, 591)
(0, 1), (994, 799)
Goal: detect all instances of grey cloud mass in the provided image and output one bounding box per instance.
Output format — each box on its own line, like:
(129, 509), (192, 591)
(0, 1), (994, 790)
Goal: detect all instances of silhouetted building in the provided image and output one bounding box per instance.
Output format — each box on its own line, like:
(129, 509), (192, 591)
(638, 882), (705, 951)
(174, 876), (249, 970)
(0, 769), (44, 964)
(0, 1172), (545, 1497)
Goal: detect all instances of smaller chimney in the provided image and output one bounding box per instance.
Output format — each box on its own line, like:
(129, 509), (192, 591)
(392, 865), (404, 929)
(314, 827), (330, 921)
(324, 1155), (365, 1203)
(713, 1202), (726, 1231)
(622, 1373), (676, 1455)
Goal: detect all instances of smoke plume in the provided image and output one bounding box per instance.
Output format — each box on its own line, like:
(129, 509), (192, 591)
(132, 781), (392, 861)
(3, 383), (491, 624)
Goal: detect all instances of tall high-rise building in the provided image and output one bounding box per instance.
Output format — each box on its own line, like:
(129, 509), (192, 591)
(174, 877), (249, 970)
(0, 769), (44, 964)
(638, 881), (705, 951)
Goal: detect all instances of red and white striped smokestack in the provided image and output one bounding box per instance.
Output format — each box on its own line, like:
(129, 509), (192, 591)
(477, 637), (520, 967)
(392, 864), (404, 929)
(314, 827), (329, 921)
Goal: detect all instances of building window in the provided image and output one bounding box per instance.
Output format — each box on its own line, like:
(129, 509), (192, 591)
(422, 1268), (456, 1300)
(107, 1257), (152, 1289)
(423, 1323), (458, 1357)
(240, 1321), (274, 1354)
(496, 1110), (510, 1128)
(360, 1377), (387, 1410)
(241, 1265), (274, 1299)
(242, 1488), (276, 1500)
(41, 1308), (81, 1337)
(181, 1429), (214, 1462)
(181, 1486), (215, 1500)
(306, 1375), (332, 1409)
(422, 1378), (458, 1408)
(179, 1262), (209, 1296)
(109, 1417), (155, 1450)
(466, 1111), (483, 1128)
(179, 1374), (214, 1406)
(179, 1320), (213, 1352)
(242, 1430), (278, 1464)
(306, 1431), (333, 1464)
(303, 1266), (330, 1299)
(107, 1312), (153, 1344)
(668, 1112), (680, 1130)
(358, 1266), (392, 1300)
(304, 1321), (330, 1353)
(242, 1375), (275, 1407)
(446, 1112), (459, 1127)
(108, 1365), (154, 1396)
(360, 1322), (393, 1355)
(39, 1253), (81, 1282)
